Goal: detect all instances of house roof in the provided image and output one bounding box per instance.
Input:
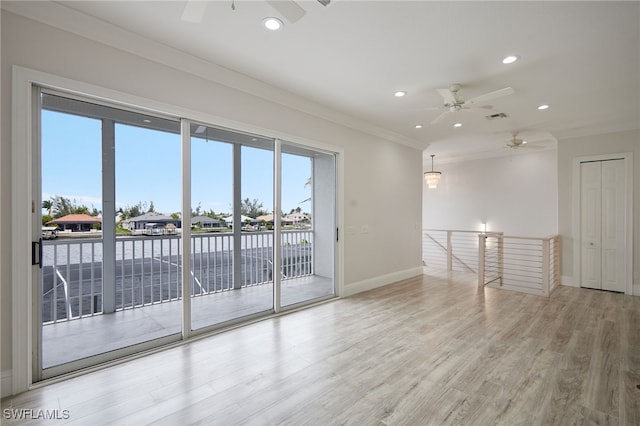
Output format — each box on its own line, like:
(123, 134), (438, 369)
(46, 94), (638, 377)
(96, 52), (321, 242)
(47, 214), (102, 224)
(191, 215), (220, 224)
(124, 212), (177, 223)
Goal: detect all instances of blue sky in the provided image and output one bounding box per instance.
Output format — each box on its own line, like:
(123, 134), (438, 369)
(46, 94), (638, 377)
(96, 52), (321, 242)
(41, 110), (311, 216)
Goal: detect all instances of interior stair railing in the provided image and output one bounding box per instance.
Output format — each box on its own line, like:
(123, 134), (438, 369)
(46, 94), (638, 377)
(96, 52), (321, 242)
(423, 229), (560, 298)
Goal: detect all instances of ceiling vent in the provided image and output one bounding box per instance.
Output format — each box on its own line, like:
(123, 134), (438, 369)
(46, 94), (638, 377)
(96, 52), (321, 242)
(485, 112), (508, 120)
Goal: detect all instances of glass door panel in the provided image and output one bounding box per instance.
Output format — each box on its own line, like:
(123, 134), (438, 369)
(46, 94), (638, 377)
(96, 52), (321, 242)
(239, 145), (274, 314)
(189, 125), (274, 331)
(40, 93), (181, 375)
(280, 143), (335, 307)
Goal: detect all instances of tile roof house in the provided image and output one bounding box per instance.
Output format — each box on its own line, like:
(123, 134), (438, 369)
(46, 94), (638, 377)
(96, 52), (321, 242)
(46, 213), (102, 232)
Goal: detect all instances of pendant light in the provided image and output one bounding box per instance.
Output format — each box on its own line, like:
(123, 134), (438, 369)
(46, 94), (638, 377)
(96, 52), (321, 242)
(424, 154), (442, 189)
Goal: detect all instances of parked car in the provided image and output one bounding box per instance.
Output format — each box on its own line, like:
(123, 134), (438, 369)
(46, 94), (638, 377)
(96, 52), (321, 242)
(144, 223), (164, 236)
(41, 226), (58, 240)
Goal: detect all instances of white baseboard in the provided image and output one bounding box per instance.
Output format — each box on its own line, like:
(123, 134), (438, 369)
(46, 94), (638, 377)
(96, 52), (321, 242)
(561, 275), (578, 287)
(344, 267), (423, 297)
(1, 369), (12, 398)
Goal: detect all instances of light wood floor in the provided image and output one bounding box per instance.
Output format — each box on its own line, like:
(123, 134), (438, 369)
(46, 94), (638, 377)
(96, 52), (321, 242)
(3, 270), (640, 425)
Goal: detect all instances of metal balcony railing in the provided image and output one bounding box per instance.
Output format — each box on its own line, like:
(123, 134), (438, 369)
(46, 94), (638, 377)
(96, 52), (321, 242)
(423, 229), (560, 298)
(41, 230), (313, 324)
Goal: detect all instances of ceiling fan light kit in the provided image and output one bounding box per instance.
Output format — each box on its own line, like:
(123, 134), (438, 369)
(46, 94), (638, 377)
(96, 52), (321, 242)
(424, 154), (442, 189)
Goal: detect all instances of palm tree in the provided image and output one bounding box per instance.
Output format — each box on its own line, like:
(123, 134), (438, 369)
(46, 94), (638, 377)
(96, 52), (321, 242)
(42, 199), (53, 216)
(300, 177), (311, 204)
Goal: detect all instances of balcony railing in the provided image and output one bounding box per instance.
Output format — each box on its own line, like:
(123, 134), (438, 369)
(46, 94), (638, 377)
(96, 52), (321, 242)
(42, 230), (313, 324)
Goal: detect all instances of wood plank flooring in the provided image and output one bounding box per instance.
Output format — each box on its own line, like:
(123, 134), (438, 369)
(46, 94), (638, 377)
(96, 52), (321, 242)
(2, 270), (640, 425)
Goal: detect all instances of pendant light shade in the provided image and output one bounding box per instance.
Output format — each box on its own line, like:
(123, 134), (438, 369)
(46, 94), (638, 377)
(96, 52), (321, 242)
(424, 154), (441, 189)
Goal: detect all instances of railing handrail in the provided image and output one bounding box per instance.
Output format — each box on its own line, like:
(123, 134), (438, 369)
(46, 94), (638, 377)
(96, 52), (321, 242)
(499, 234), (559, 241)
(43, 229), (316, 246)
(423, 228), (484, 234)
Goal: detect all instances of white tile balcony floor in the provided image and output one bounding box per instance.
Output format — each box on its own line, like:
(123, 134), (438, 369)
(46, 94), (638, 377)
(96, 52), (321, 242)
(42, 275), (334, 369)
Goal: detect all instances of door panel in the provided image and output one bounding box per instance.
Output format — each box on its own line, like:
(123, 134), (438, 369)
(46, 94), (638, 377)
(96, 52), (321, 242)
(39, 93), (183, 378)
(580, 161), (601, 290)
(580, 159), (626, 293)
(280, 142), (335, 307)
(601, 159), (625, 292)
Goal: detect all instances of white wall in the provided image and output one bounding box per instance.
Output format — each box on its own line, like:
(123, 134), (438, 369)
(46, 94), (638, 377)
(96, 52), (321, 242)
(557, 129), (640, 289)
(1, 11), (422, 395)
(423, 150), (559, 237)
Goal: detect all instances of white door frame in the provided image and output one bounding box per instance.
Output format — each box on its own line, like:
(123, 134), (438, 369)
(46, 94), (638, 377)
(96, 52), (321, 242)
(572, 152), (634, 295)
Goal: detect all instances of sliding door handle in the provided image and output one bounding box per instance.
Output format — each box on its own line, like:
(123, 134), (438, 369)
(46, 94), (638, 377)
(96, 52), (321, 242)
(32, 238), (43, 268)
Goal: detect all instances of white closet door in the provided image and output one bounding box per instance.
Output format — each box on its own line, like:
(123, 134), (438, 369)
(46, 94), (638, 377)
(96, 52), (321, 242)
(601, 159), (626, 292)
(580, 161), (602, 290)
(580, 159), (626, 292)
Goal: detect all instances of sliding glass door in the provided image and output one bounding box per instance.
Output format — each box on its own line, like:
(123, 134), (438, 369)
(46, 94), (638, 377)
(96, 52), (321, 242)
(280, 142), (336, 307)
(34, 89), (337, 381)
(189, 124), (274, 331)
(39, 92), (183, 378)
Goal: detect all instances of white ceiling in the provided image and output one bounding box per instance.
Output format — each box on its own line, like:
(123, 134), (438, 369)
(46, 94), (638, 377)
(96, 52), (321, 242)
(5, 1), (640, 163)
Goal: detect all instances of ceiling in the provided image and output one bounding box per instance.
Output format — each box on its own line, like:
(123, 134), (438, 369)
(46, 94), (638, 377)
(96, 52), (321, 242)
(4, 1), (640, 163)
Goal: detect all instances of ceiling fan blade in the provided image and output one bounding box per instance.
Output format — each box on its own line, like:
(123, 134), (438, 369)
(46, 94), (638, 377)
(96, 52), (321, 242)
(181, 1), (208, 23)
(516, 130), (556, 143)
(465, 87), (514, 106)
(266, 0), (306, 23)
(436, 88), (456, 105)
(462, 107), (493, 114)
(430, 110), (450, 125)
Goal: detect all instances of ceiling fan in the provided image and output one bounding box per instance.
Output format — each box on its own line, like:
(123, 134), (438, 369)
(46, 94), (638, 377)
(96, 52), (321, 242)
(505, 131), (554, 149)
(430, 83), (515, 124)
(181, 0), (332, 24)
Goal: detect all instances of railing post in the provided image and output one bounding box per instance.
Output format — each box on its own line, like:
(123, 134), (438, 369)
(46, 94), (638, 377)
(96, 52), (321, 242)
(553, 236), (561, 290)
(498, 233), (504, 287)
(447, 231), (453, 271)
(477, 234), (485, 290)
(542, 238), (550, 297)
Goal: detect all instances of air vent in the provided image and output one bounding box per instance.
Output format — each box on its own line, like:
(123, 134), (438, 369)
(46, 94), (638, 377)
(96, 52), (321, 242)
(317, 0), (332, 6)
(485, 112), (508, 120)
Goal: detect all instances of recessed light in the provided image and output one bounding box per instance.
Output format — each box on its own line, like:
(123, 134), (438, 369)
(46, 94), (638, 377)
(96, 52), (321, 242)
(142, 119), (152, 123)
(453, 122), (462, 128)
(394, 91), (407, 97)
(415, 124), (423, 129)
(502, 55), (519, 64)
(263, 17), (283, 31)
(537, 104), (550, 110)
(522, 140), (527, 144)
